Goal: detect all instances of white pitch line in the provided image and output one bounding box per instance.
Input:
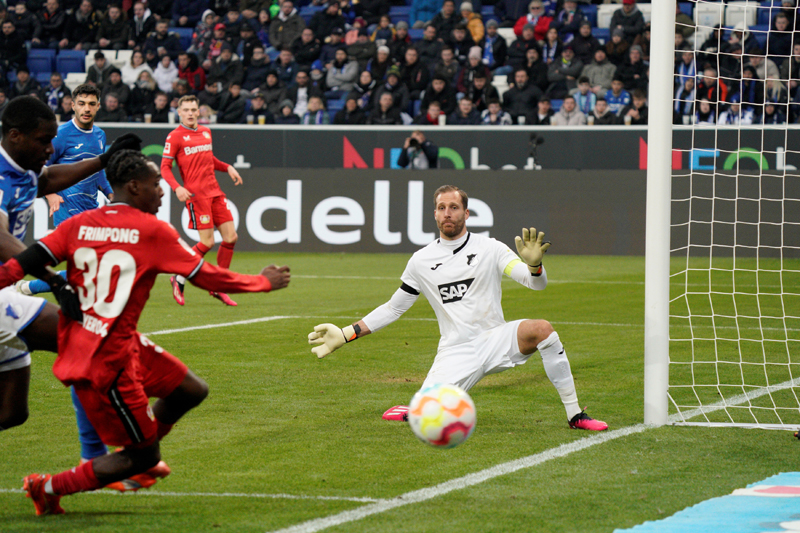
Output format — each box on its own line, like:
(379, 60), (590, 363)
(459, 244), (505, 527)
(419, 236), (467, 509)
(0, 488), (378, 503)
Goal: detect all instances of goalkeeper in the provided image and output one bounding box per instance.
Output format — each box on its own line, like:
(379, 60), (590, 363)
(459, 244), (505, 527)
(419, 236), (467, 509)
(308, 185), (608, 431)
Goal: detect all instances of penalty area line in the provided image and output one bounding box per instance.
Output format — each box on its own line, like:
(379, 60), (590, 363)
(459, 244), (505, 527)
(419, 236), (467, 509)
(0, 488), (379, 503)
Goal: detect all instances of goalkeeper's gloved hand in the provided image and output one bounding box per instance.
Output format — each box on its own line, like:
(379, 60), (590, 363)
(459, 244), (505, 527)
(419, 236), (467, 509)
(308, 323), (357, 358)
(99, 133), (143, 167)
(49, 276), (83, 323)
(514, 227), (551, 274)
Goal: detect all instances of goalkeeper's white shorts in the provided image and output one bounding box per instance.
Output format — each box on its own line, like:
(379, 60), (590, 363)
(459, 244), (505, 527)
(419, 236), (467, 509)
(0, 287), (47, 373)
(421, 319), (530, 392)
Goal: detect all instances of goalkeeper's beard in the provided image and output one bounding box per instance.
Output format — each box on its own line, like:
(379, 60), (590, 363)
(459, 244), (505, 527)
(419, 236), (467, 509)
(437, 218), (465, 239)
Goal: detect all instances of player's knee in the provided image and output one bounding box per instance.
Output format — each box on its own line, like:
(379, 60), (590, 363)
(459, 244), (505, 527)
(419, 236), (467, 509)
(184, 374), (209, 407)
(127, 443), (161, 472)
(223, 232), (237, 245)
(522, 319), (554, 346)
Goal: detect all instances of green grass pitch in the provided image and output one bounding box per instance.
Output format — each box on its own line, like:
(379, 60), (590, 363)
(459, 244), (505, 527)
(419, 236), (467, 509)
(0, 252), (795, 533)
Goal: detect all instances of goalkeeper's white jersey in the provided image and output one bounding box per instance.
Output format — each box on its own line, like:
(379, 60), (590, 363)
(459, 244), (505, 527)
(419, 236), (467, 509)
(400, 232), (520, 350)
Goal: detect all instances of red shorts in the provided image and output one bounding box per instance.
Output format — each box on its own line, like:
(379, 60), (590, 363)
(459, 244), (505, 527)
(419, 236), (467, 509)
(73, 334), (188, 448)
(187, 195), (233, 230)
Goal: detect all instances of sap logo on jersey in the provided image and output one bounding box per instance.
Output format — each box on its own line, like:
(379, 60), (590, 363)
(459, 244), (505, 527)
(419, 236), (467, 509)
(438, 278), (474, 303)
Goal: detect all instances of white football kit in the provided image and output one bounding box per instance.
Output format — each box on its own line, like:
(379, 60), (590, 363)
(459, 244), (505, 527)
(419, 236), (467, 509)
(362, 232), (549, 391)
(0, 286), (47, 372)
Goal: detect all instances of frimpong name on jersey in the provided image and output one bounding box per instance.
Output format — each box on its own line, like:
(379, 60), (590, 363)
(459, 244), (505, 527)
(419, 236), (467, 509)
(438, 278), (475, 303)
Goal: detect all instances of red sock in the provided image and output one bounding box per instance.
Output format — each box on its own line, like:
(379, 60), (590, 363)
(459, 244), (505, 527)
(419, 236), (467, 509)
(192, 242), (211, 257)
(156, 420), (174, 440)
(51, 459), (101, 495)
(217, 241), (235, 270)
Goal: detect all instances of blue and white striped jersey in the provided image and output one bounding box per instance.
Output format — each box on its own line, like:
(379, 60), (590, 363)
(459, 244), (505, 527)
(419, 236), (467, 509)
(0, 143), (39, 241)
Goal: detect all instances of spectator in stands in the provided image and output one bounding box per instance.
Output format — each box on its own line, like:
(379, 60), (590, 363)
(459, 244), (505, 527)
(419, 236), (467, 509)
(550, 94), (586, 125)
(10, 66), (40, 99)
(571, 76), (594, 115)
(241, 0), (268, 21)
(371, 15), (395, 45)
(276, 98), (300, 124)
(309, 1), (346, 45)
(347, 28), (375, 69)
(206, 43), (243, 89)
(571, 21), (598, 66)
(374, 65), (410, 113)
(43, 72), (70, 112)
(217, 81), (247, 122)
(696, 66), (728, 111)
(292, 27), (321, 67)
(546, 45), (582, 98)
(390, 21), (411, 64)
(747, 50), (780, 84)
(234, 23), (262, 66)
(530, 95), (552, 124)
(144, 20), (184, 60)
(366, 45), (391, 82)
(101, 69), (132, 111)
(456, 46), (491, 95)
(632, 23), (650, 62)
(128, 1), (155, 50)
(604, 77), (630, 116)
(781, 42), (800, 104)
(0, 20), (27, 72)
(413, 99), (443, 124)
(507, 23), (538, 69)
(325, 48), (357, 95)
(729, 22), (759, 54)
(248, 94), (275, 123)
(674, 48), (695, 89)
(270, 0), (305, 51)
(357, 0), (390, 27)
(288, 69), (324, 117)
(448, 23), (475, 64)
(154, 54), (180, 93)
(255, 71), (287, 114)
(481, 20), (507, 72)
(85, 51), (115, 90)
(122, 50), (154, 88)
(430, 0), (458, 37)
(695, 98), (716, 125)
(32, 0), (66, 49)
(433, 46), (459, 84)
(241, 45), (270, 91)
(448, 97), (481, 124)
(199, 80), (222, 110)
(697, 24), (725, 68)
(514, 0), (550, 40)
(421, 74), (457, 115)
(320, 27), (346, 67)
(334, 96), (367, 124)
(466, 71), (498, 112)
(459, 2), (484, 43)
(172, 0), (210, 28)
(10, 2), (40, 42)
(550, 0), (583, 44)
(610, 0), (644, 44)
(674, 3), (694, 40)
(514, 46), (547, 93)
(201, 23), (229, 67)
(719, 42), (743, 83)
(191, 10), (217, 53)
(480, 98), (512, 124)
(62, 1), (101, 50)
(275, 49), (299, 84)
(368, 91), (403, 124)
(223, 8), (246, 40)
(615, 44), (646, 92)
(95, 93), (127, 122)
(410, 0), (438, 29)
(347, 69), (376, 110)
(401, 47), (430, 100)
(170, 79), (192, 106)
(605, 28), (629, 66)
(417, 24), (443, 67)
(496, 0), (533, 29)
(673, 77), (694, 123)
(129, 70), (157, 118)
(177, 52), (206, 92)
(301, 95), (330, 123)
(718, 95), (754, 125)
(618, 87), (647, 125)
(503, 67), (542, 122)
(591, 97), (616, 125)
(541, 26), (563, 65)
(95, 4), (131, 51)
(582, 48), (615, 95)
(142, 91), (170, 122)
(58, 93), (72, 120)
(397, 130), (438, 168)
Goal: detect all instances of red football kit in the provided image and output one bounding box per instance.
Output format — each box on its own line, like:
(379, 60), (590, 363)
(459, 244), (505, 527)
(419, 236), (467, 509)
(161, 124), (232, 230)
(17, 203), (273, 446)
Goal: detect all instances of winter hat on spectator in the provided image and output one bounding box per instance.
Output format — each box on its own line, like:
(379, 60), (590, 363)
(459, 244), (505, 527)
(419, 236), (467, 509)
(387, 65), (401, 78)
(17, 65), (29, 74)
(214, 23), (226, 31)
(331, 27), (344, 36)
(579, 20), (591, 29)
(729, 94), (741, 104)
(396, 20), (409, 30)
(220, 41), (233, 52)
(468, 46), (482, 60)
(622, 0), (635, 5)
(460, 2), (473, 12)
(252, 93), (265, 101)
(630, 44), (643, 55)
(202, 9), (215, 22)
(486, 19), (498, 28)
(612, 27), (625, 38)
(311, 60), (324, 71)
(378, 45), (390, 54)
(279, 99), (294, 110)
(354, 17), (367, 27)
(523, 23), (535, 32)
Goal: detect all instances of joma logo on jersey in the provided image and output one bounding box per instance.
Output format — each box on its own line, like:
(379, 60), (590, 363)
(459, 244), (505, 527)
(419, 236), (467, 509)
(438, 278), (474, 303)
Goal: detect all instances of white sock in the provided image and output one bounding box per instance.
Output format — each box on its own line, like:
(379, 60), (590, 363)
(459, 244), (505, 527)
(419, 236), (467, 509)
(44, 478), (55, 495)
(175, 275), (186, 285)
(538, 332), (581, 420)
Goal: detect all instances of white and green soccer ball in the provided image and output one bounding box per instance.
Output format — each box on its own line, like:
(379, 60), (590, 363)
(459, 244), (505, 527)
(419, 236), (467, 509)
(408, 383), (476, 448)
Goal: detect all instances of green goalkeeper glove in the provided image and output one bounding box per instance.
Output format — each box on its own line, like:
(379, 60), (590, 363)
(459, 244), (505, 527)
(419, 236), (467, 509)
(308, 323), (358, 358)
(514, 227), (551, 273)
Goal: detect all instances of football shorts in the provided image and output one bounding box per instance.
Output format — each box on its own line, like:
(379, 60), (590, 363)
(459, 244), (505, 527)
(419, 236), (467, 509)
(421, 319), (531, 391)
(0, 287), (47, 373)
(186, 195), (233, 230)
(73, 334), (188, 448)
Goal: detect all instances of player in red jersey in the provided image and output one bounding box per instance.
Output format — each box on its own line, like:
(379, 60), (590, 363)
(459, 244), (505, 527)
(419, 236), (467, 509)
(161, 94), (243, 307)
(0, 150), (290, 515)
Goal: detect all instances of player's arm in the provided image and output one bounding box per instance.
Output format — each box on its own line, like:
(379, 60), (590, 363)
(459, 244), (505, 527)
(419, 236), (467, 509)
(308, 283), (419, 359)
(187, 261), (290, 293)
(213, 156), (242, 185)
(38, 133), (142, 196)
(508, 226), (550, 290)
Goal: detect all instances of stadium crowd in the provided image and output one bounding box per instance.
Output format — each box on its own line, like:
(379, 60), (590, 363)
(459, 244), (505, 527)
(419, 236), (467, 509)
(0, 0), (794, 125)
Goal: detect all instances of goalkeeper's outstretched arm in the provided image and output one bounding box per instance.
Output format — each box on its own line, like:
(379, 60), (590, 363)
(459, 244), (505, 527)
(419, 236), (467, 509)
(308, 286), (419, 358)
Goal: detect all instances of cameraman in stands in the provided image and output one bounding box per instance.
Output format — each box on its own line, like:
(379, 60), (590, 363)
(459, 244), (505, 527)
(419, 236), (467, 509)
(397, 130), (439, 169)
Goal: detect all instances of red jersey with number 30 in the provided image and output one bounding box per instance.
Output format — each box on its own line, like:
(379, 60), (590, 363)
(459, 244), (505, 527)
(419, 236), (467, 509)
(161, 124), (226, 199)
(38, 203), (204, 391)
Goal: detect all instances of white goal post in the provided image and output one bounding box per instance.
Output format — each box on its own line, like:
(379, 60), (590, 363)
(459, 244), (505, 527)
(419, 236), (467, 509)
(645, 0), (800, 430)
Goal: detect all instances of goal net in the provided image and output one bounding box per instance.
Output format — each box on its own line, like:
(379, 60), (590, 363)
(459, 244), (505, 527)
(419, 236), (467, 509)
(653, 0), (800, 429)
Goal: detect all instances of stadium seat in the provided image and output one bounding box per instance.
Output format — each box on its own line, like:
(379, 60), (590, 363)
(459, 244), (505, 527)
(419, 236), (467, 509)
(173, 27), (193, 50)
(64, 71), (85, 91)
(726, 1), (759, 27)
(113, 49), (132, 69)
(299, 5), (324, 24)
(389, 5), (411, 24)
(582, 4), (597, 27)
(679, 2), (693, 18)
(593, 27), (610, 45)
(497, 27), (516, 48)
(750, 23), (769, 49)
(7, 70), (15, 83)
(34, 72), (50, 84)
(757, 3), (776, 25)
(28, 49), (56, 75)
(408, 28), (424, 40)
(550, 99), (563, 112)
(56, 50), (86, 74)
(694, 2), (724, 29)
(491, 75), (509, 99)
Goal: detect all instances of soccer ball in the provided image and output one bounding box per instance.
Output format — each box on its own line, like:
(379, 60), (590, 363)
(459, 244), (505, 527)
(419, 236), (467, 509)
(408, 383), (476, 448)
